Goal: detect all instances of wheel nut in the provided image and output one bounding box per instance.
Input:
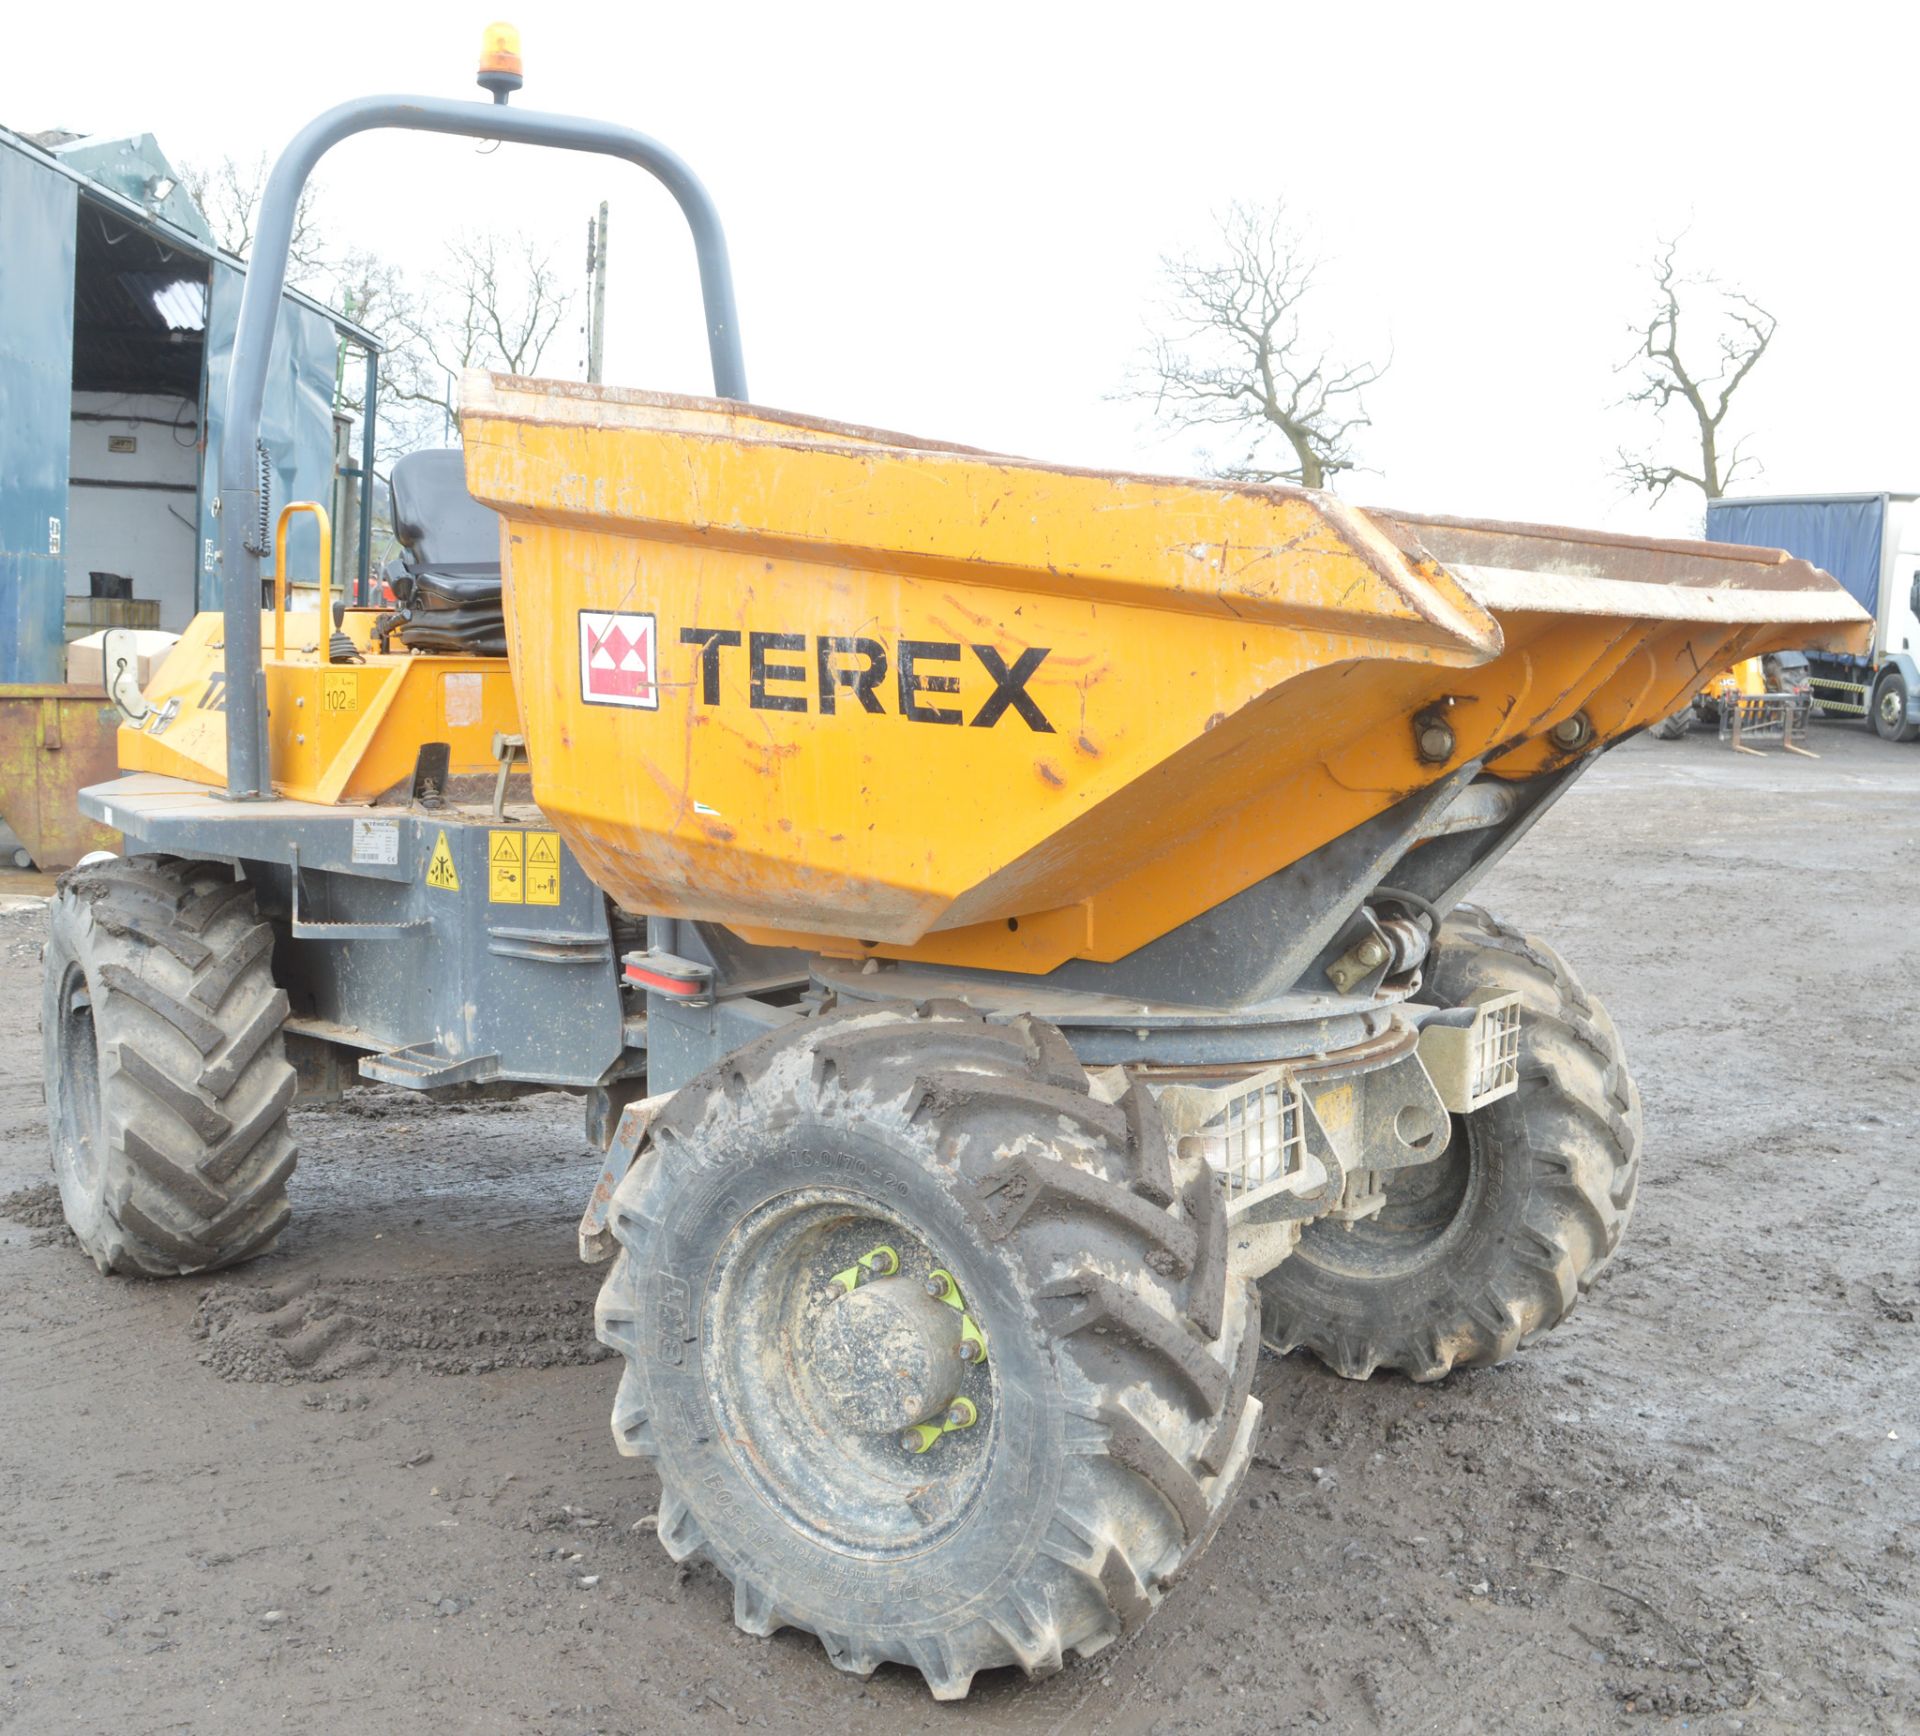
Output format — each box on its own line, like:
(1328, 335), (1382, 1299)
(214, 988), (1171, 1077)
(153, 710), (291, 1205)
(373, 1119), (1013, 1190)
(945, 1397), (978, 1429)
(958, 1340), (981, 1362)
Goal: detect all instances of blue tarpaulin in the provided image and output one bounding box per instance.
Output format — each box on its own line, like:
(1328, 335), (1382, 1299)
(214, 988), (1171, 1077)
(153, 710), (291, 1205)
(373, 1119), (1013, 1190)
(0, 147), (78, 684)
(1706, 496), (1884, 618)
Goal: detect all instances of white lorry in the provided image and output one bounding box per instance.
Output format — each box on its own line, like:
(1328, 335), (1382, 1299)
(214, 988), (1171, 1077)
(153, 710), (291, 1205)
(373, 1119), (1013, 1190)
(1707, 493), (1920, 742)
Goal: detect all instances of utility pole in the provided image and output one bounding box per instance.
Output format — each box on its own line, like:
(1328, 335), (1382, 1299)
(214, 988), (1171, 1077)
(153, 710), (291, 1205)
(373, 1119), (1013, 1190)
(586, 200), (609, 384)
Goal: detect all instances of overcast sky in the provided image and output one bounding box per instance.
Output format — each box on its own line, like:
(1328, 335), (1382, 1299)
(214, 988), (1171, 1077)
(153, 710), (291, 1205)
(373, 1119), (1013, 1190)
(6, 1), (1915, 539)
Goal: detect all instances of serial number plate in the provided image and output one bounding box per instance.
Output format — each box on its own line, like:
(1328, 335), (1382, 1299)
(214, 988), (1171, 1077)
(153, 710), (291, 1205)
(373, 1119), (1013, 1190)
(351, 818), (399, 866)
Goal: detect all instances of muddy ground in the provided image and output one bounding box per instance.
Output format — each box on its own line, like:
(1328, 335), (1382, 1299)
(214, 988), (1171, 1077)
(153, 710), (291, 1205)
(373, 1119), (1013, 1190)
(1, 725), (1916, 1734)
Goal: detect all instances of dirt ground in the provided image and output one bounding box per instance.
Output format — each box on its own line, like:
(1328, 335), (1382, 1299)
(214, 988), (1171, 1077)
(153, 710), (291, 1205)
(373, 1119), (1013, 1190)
(2, 724), (1916, 1734)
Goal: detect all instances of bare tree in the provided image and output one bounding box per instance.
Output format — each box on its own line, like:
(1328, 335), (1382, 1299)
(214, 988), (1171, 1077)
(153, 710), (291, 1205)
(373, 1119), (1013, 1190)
(178, 153), (330, 290)
(180, 160), (576, 485)
(378, 234), (575, 451)
(327, 249), (418, 458)
(1617, 236), (1775, 502)
(1133, 201), (1385, 490)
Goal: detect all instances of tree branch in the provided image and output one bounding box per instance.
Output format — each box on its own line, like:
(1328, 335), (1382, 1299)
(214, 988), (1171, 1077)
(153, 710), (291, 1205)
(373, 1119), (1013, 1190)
(1125, 199), (1384, 491)
(1616, 233), (1773, 501)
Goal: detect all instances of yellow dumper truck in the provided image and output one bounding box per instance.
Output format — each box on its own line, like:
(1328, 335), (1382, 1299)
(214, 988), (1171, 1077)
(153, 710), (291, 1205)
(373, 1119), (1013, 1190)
(39, 37), (1871, 1699)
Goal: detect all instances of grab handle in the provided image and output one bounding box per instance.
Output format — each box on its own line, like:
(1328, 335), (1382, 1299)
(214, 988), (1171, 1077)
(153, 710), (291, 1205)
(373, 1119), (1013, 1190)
(272, 501), (334, 666)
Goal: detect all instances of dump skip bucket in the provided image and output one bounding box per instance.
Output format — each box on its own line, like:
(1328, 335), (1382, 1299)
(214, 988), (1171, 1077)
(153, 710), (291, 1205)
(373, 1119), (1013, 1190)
(461, 372), (1869, 974)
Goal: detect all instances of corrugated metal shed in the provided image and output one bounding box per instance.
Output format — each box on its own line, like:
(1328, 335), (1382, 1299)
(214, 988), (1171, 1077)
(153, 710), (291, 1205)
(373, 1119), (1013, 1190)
(51, 132), (217, 245)
(0, 142), (77, 681)
(0, 123), (376, 683)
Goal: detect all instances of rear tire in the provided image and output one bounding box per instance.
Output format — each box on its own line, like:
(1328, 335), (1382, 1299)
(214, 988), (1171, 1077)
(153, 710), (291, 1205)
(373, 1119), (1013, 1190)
(594, 1001), (1260, 1698)
(1648, 706), (1693, 740)
(1872, 669), (1920, 742)
(1260, 905), (1641, 1380)
(42, 855), (297, 1275)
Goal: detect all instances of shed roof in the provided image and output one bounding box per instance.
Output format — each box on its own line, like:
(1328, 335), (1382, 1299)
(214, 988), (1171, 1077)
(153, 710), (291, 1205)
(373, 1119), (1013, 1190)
(0, 123), (377, 351)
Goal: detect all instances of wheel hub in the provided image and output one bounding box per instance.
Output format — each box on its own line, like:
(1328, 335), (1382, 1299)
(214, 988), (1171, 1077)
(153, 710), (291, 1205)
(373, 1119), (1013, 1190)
(701, 1194), (997, 1555)
(812, 1277), (963, 1432)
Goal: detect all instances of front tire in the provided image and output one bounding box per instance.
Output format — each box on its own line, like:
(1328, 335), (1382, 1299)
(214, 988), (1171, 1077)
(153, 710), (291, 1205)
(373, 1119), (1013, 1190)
(1260, 905), (1641, 1380)
(1873, 669), (1920, 742)
(594, 1001), (1260, 1698)
(42, 855), (297, 1275)
(1648, 706), (1693, 740)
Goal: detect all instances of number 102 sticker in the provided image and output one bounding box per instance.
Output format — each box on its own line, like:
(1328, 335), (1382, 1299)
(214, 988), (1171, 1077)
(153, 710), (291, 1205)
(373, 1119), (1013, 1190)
(322, 671), (359, 715)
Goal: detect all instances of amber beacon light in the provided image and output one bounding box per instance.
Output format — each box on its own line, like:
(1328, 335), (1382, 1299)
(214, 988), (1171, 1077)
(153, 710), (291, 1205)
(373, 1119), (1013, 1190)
(478, 22), (524, 102)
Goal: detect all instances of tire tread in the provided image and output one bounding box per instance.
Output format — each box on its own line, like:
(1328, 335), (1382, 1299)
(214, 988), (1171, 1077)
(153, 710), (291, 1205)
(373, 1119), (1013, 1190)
(1264, 903), (1641, 1380)
(44, 857), (298, 1277)
(594, 1003), (1260, 1697)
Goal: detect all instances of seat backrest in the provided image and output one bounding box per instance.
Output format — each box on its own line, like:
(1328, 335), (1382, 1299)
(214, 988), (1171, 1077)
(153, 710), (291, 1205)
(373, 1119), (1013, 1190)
(389, 449), (501, 571)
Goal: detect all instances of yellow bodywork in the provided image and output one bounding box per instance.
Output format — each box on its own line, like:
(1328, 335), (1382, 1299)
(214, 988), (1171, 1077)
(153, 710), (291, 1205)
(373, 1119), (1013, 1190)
(118, 609), (520, 804)
(121, 496), (523, 801)
(120, 370), (1871, 979)
(457, 372), (1869, 974)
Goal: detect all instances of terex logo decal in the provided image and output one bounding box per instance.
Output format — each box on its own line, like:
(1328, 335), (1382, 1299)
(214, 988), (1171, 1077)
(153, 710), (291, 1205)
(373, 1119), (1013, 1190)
(579, 610), (659, 709)
(677, 629), (1055, 733)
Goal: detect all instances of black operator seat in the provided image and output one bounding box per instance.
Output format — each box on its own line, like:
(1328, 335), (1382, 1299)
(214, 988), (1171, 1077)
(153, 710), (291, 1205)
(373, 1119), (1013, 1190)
(379, 449), (508, 656)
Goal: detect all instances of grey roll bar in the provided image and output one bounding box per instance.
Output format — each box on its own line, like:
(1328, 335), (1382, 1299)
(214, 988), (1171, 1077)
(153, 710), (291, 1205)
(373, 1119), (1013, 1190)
(217, 94), (748, 799)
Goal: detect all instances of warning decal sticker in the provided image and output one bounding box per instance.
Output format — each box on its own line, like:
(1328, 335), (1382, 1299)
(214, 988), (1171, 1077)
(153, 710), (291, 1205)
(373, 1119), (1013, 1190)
(425, 830), (460, 892)
(579, 610), (658, 710)
(488, 830), (524, 902)
(526, 833), (561, 905)
(483, 831), (561, 904)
